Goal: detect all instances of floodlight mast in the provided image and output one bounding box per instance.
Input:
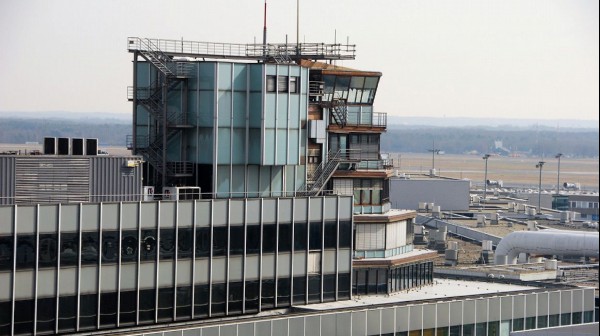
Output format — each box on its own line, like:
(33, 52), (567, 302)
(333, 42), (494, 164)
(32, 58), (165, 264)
(555, 153), (563, 195)
(482, 154), (491, 202)
(536, 161), (545, 213)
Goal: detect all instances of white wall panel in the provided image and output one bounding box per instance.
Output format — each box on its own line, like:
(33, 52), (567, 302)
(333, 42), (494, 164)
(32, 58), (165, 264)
(59, 267), (77, 296)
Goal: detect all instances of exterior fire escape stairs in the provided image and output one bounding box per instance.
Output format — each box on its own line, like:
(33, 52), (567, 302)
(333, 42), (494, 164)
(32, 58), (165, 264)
(325, 98), (348, 128)
(133, 38), (194, 184)
(299, 149), (361, 196)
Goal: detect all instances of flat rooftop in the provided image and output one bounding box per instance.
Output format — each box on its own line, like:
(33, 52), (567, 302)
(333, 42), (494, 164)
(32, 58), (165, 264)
(294, 278), (538, 311)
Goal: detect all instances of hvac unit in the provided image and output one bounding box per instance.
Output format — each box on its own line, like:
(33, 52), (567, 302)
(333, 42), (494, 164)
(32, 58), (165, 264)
(57, 137), (70, 155)
(163, 186), (201, 201)
(72, 138), (85, 155)
(85, 138), (98, 155)
(43, 137), (57, 155)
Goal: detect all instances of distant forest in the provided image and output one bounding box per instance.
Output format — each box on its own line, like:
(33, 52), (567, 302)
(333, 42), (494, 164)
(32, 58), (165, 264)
(382, 126), (599, 158)
(0, 118), (130, 146)
(1, 118), (598, 158)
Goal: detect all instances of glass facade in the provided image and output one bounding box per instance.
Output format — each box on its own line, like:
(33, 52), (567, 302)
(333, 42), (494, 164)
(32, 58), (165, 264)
(133, 61), (308, 197)
(0, 196), (353, 335)
(353, 261), (434, 295)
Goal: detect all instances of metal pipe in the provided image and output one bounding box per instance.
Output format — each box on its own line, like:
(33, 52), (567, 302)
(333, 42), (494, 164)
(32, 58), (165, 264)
(495, 230), (599, 264)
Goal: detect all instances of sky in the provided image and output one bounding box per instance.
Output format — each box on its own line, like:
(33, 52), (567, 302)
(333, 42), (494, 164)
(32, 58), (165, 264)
(0, 0), (598, 121)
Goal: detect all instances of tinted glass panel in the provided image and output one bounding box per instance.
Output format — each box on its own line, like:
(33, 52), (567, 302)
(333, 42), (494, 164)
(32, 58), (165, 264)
(338, 272), (351, 300)
(195, 227), (210, 258)
(246, 225), (260, 254)
(140, 230), (157, 261)
(0, 300), (12, 335)
(100, 291), (117, 327)
(101, 231), (118, 264)
(39, 234), (58, 268)
(16, 235), (36, 269)
(308, 275), (321, 303)
(0, 236), (13, 271)
(159, 229), (176, 260)
(211, 283), (226, 316)
(81, 232), (99, 265)
(157, 287), (174, 321)
(294, 222), (307, 251)
(309, 222), (322, 250)
(212, 227), (228, 257)
(138, 288), (156, 324)
(262, 225), (276, 253)
(230, 226), (244, 255)
(277, 277), (291, 307)
(194, 284), (209, 318)
(293, 276), (306, 305)
(245, 280), (259, 312)
(177, 228), (193, 259)
(121, 231), (138, 262)
(14, 299), (34, 335)
(324, 221), (337, 249)
(59, 232), (78, 267)
(36, 296), (56, 334)
(79, 293), (97, 329)
(323, 274), (336, 301)
(262, 279), (275, 308)
(120, 290), (137, 325)
(58, 295), (77, 332)
(339, 220), (351, 248)
(278, 224), (292, 252)
(176, 286), (192, 319)
(228, 282), (243, 314)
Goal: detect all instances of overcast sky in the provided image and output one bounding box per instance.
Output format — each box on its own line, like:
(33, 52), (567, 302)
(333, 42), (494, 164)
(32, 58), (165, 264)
(0, 0), (598, 121)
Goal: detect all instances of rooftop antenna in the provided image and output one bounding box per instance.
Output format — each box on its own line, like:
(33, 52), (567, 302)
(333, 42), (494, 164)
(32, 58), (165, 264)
(263, 0), (267, 56)
(296, 0), (300, 48)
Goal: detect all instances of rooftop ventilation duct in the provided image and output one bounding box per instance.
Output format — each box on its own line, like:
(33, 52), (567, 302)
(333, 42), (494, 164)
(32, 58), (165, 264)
(494, 230), (599, 265)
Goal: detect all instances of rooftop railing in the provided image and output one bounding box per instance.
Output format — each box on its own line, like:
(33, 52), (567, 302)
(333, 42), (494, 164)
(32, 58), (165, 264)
(128, 37), (356, 61)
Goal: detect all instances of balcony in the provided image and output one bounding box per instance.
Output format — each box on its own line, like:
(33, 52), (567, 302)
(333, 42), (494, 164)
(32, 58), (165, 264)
(329, 111), (387, 128)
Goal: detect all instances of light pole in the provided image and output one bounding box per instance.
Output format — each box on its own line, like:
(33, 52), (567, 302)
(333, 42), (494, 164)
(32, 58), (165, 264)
(536, 161), (545, 213)
(555, 153), (563, 195)
(428, 141), (441, 171)
(482, 154), (491, 202)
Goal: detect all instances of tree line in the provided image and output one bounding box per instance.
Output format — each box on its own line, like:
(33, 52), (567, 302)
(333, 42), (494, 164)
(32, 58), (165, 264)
(381, 126), (599, 158)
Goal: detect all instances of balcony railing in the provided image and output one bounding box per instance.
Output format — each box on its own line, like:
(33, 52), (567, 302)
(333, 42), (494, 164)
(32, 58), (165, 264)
(329, 111), (387, 127)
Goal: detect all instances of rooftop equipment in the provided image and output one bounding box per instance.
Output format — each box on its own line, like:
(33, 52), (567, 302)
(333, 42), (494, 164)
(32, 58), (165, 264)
(494, 230), (599, 265)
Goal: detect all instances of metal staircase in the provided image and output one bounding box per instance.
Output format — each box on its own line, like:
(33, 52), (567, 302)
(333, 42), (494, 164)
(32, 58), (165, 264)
(299, 149), (361, 196)
(327, 98), (348, 127)
(130, 38), (194, 187)
(136, 38), (177, 78)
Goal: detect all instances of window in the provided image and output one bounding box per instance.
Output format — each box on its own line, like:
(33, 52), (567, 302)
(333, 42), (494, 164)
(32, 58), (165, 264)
(159, 228), (176, 260)
(140, 230), (156, 261)
(266, 75), (276, 92)
(262, 224), (276, 253)
(0, 236), (13, 271)
(289, 76), (299, 93)
(353, 179), (384, 205)
(278, 76), (288, 92)
(16, 235), (36, 269)
(195, 227), (210, 257)
(101, 231), (118, 264)
(277, 277), (291, 306)
(230, 226), (244, 255)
